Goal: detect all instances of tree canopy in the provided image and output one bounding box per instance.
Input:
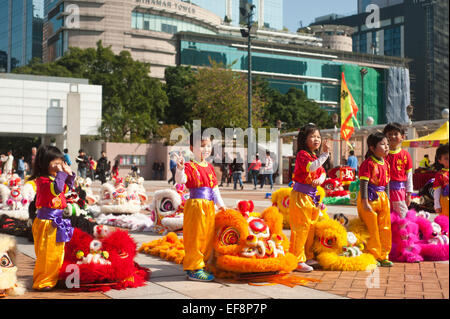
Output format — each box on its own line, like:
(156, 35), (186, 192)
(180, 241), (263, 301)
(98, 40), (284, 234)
(13, 41), (168, 142)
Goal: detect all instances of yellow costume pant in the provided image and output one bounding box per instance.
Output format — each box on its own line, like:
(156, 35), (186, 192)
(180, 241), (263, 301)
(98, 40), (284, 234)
(288, 190), (320, 263)
(440, 196), (449, 217)
(183, 198), (215, 271)
(32, 218), (65, 290)
(357, 192), (391, 261)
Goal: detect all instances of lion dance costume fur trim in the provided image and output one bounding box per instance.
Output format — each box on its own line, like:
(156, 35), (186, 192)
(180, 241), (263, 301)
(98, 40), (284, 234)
(59, 225), (150, 292)
(312, 219), (377, 271)
(271, 186), (329, 229)
(140, 201), (320, 287)
(0, 234), (26, 297)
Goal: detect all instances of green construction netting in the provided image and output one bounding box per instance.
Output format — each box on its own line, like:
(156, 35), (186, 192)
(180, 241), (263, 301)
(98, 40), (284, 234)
(342, 65), (385, 125)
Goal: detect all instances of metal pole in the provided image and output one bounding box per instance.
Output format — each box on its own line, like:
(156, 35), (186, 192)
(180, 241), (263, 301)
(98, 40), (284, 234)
(247, 8), (254, 159)
(361, 73), (364, 126)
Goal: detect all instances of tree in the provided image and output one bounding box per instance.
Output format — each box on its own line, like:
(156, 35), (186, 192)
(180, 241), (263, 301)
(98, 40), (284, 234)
(13, 42), (168, 142)
(259, 81), (334, 131)
(189, 60), (266, 131)
(163, 66), (197, 126)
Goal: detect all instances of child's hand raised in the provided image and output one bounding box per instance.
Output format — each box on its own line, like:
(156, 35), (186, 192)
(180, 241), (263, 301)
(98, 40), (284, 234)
(62, 162), (72, 175)
(173, 153), (185, 170)
(322, 139), (330, 154)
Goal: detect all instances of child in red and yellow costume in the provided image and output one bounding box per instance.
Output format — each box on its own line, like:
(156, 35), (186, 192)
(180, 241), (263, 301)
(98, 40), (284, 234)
(289, 123), (330, 272)
(30, 145), (76, 291)
(175, 132), (225, 281)
(433, 143), (449, 216)
(383, 123), (413, 218)
(357, 132), (393, 267)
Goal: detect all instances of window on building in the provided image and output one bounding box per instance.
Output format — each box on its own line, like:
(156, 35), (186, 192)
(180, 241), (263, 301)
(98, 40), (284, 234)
(359, 33), (367, 53)
(161, 23), (177, 34)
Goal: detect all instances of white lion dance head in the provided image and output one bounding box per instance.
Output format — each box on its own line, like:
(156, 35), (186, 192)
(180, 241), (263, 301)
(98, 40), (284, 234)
(148, 184), (188, 234)
(0, 234), (26, 298)
(99, 177), (147, 214)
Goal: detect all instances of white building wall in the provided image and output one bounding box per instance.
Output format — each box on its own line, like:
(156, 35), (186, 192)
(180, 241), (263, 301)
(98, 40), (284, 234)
(0, 76), (102, 136)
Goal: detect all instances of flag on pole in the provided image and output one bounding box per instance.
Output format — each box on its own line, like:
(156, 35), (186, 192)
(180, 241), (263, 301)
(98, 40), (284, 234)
(340, 72), (360, 145)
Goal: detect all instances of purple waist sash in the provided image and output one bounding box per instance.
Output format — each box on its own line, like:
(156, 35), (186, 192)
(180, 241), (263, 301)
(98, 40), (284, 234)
(37, 207), (73, 243)
(389, 180), (406, 191)
(443, 184), (449, 197)
(368, 184), (386, 202)
(293, 182), (320, 206)
(189, 187), (214, 201)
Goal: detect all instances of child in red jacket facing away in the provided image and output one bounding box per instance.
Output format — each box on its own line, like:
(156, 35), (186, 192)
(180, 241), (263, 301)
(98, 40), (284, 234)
(383, 123), (413, 218)
(30, 145), (76, 291)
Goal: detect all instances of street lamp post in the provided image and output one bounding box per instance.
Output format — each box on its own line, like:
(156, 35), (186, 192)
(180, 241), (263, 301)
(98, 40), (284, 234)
(360, 68), (368, 126)
(240, 4), (256, 159)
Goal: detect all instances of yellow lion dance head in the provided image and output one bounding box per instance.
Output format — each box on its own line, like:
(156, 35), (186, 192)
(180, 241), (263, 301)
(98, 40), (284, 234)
(312, 219), (377, 271)
(140, 201), (298, 277)
(271, 186), (329, 229)
(209, 203), (298, 276)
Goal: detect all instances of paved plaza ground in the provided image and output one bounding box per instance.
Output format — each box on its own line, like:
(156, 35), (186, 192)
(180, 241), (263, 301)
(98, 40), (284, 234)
(3, 180), (449, 300)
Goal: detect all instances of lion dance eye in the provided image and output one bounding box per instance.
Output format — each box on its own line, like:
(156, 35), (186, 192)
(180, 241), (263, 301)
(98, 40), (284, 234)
(220, 227), (239, 245)
(0, 253), (13, 268)
(320, 236), (336, 248)
(160, 198), (174, 212)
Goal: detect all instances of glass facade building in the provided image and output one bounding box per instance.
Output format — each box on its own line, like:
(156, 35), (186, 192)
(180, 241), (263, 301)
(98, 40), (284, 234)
(188, 0), (283, 30)
(131, 11), (217, 35)
(0, 0), (44, 72)
(178, 34), (390, 123)
(314, 0), (449, 120)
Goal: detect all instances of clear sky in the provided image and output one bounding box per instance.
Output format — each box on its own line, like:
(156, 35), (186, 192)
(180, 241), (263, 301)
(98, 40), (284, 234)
(283, 0), (357, 32)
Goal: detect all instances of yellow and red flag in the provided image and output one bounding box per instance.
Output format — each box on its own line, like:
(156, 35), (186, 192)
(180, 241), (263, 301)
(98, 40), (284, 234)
(340, 72), (360, 143)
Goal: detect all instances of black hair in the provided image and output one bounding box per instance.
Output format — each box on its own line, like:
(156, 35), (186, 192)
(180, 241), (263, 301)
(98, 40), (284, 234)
(78, 149), (83, 153)
(434, 143), (449, 170)
(29, 145), (64, 180)
(297, 123), (321, 156)
(383, 122), (405, 136)
(349, 150), (355, 155)
(189, 130), (210, 147)
(63, 148), (68, 153)
(365, 132), (387, 159)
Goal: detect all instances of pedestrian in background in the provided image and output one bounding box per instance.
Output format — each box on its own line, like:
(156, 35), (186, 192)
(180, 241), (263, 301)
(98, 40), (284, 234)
(159, 161), (165, 180)
(249, 154), (262, 190)
(231, 157), (244, 190)
(76, 149), (88, 179)
(17, 155), (25, 179)
(347, 150), (358, 173)
(96, 151), (108, 184)
(260, 150), (274, 190)
(63, 148), (72, 166)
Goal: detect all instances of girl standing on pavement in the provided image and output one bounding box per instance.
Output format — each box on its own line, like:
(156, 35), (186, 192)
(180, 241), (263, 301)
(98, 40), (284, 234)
(30, 145), (76, 291)
(357, 132), (393, 267)
(289, 123), (329, 272)
(175, 131), (226, 281)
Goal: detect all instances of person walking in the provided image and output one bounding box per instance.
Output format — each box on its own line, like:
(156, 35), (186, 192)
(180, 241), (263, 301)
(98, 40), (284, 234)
(158, 161), (165, 180)
(249, 154), (262, 190)
(231, 158), (244, 190)
(347, 150), (358, 173)
(75, 149), (88, 179)
(96, 151), (108, 184)
(63, 148), (72, 166)
(260, 150), (274, 190)
(1, 150), (14, 177)
(17, 155), (25, 179)
(168, 156), (177, 185)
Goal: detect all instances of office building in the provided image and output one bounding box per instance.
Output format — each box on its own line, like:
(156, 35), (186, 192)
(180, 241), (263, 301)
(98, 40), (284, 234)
(0, 0), (44, 72)
(312, 0), (449, 121)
